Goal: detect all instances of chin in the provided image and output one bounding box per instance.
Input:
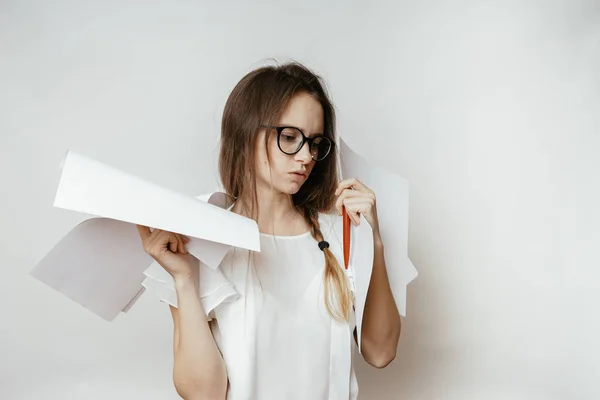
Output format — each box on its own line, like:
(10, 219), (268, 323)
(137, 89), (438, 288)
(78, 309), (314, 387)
(279, 181), (305, 195)
(272, 174), (310, 195)
(284, 186), (302, 195)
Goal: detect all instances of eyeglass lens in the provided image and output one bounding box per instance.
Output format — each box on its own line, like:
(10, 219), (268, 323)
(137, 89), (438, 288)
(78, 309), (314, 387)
(278, 127), (331, 161)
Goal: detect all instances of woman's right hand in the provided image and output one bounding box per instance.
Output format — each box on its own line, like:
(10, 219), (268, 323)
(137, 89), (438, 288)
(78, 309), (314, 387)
(136, 225), (195, 281)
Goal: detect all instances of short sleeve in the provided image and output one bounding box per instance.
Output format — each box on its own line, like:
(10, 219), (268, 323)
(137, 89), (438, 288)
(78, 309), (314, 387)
(141, 257), (239, 320)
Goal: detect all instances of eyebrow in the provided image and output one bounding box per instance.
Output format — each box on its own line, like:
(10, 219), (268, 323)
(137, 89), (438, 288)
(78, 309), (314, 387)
(278, 124), (324, 137)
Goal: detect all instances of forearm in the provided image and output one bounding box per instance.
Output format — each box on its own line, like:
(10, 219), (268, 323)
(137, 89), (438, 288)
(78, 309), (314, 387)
(360, 237), (401, 368)
(173, 274), (227, 399)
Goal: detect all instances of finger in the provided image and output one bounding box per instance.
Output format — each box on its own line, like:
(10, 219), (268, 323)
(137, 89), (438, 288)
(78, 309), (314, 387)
(175, 234), (187, 254)
(182, 235), (190, 244)
(148, 228), (163, 242)
(335, 178), (369, 195)
(336, 192), (356, 222)
(343, 198), (370, 225)
(335, 187), (371, 215)
(344, 196), (374, 210)
(171, 235), (180, 254)
(335, 191), (346, 215)
(143, 229), (164, 257)
(334, 179), (355, 196)
(338, 188), (375, 199)
(343, 203), (361, 225)
(136, 225), (152, 240)
(335, 185), (355, 209)
(146, 229), (164, 249)
(342, 204), (360, 225)
(166, 233), (178, 253)
(150, 230), (174, 255)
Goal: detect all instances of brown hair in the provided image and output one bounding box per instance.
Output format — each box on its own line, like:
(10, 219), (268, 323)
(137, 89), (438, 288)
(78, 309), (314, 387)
(218, 60), (352, 321)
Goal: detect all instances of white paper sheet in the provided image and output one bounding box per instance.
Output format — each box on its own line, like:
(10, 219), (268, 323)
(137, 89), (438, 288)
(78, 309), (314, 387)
(338, 138), (418, 352)
(31, 140), (417, 325)
(30, 150), (260, 320)
(31, 218), (152, 320)
(54, 150), (260, 262)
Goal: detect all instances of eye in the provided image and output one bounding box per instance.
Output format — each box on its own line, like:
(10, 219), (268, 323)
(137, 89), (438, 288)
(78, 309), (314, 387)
(280, 128), (301, 141)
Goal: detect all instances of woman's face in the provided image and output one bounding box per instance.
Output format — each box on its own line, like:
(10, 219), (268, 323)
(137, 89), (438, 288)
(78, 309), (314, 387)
(255, 92), (324, 196)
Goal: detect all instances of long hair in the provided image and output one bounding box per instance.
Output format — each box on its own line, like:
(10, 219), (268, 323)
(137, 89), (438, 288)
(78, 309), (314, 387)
(218, 60), (352, 321)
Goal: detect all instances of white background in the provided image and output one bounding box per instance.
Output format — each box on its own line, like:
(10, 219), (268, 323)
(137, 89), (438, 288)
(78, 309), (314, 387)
(1, 0), (599, 399)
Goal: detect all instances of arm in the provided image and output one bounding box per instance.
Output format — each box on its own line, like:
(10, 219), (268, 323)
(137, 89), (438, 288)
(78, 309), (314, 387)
(334, 178), (401, 368)
(359, 234), (401, 368)
(170, 273), (228, 400)
(135, 225), (228, 399)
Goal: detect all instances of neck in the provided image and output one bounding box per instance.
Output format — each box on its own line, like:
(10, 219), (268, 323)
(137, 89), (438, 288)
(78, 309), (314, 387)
(233, 187), (308, 236)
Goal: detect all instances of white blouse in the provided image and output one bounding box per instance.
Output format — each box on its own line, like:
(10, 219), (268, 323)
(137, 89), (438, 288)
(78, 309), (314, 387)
(142, 211), (361, 400)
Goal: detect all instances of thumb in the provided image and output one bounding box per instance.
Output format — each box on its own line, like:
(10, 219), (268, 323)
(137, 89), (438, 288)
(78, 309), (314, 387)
(136, 224), (152, 240)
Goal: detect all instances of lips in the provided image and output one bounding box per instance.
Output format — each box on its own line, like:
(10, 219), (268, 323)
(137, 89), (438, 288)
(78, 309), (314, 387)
(290, 171), (307, 178)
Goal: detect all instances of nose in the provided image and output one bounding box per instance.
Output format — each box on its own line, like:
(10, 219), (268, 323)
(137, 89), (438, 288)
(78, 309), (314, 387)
(295, 141), (313, 164)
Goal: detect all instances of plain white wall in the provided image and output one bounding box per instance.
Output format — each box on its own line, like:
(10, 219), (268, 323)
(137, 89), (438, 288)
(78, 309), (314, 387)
(1, 0), (599, 399)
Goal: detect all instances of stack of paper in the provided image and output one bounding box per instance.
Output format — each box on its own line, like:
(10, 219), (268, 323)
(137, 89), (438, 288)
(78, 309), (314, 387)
(31, 139), (417, 323)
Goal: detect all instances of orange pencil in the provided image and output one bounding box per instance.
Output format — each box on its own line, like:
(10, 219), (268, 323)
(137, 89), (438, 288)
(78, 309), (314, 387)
(342, 206), (350, 269)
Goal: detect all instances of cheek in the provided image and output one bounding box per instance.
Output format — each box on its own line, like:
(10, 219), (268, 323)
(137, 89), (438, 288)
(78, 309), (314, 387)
(257, 138), (276, 166)
(256, 146), (287, 177)
(270, 154), (291, 175)
(255, 150), (273, 182)
(267, 141), (290, 172)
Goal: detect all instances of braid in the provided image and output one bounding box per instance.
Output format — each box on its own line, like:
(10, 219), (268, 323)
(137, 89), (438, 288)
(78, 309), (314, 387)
(302, 207), (352, 322)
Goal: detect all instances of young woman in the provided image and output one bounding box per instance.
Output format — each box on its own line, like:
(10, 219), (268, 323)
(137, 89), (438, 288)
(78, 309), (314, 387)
(136, 61), (401, 400)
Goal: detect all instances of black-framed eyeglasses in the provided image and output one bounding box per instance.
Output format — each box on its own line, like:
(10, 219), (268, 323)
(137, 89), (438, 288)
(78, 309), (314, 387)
(262, 125), (333, 162)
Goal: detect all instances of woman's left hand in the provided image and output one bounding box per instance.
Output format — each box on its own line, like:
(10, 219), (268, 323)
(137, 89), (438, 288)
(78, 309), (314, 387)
(334, 178), (381, 237)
